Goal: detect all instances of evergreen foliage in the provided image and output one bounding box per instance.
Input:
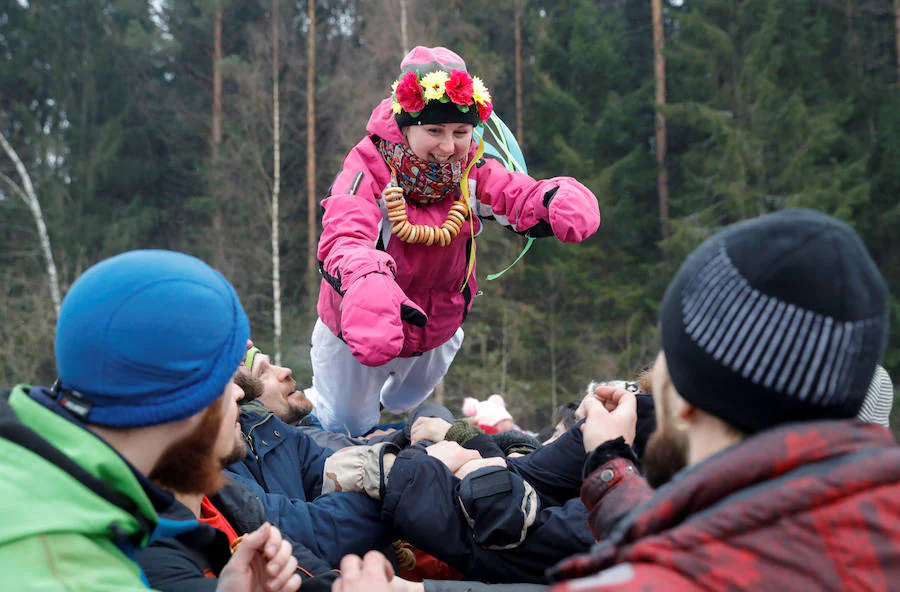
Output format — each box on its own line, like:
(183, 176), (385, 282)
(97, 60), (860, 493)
(1, 0), (896, 435)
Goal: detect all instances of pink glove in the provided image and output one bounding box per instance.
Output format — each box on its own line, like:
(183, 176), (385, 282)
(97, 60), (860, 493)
(543, 178), (601, 243)
(340, 262), (427, 367)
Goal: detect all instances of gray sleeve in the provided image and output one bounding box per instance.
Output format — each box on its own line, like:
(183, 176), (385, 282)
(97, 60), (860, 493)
(299, 425), (362, 451)
(423, 581), (546, 592)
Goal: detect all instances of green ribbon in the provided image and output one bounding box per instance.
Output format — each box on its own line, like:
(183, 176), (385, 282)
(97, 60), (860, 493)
(486, 236), (535, 281)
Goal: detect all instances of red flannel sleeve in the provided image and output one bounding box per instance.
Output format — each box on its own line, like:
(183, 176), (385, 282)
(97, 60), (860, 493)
(580, 439), (653, 541)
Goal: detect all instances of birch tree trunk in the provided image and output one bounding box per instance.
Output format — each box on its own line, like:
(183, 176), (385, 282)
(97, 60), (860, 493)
(272, 0), (283, 365)
(0, 132), (62, 318)
(400, 0), (409, 55)
(212, 0), (223, 159)
(548, 295), (558, 416)
(306, 0), (318, 312)
(514, 0), (524, 145)
(500, 303), (509, 393)
(652, 0), (670, 240)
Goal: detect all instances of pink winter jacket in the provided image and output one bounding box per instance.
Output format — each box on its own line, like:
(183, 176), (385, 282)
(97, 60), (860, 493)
(316, 98), (600, 361)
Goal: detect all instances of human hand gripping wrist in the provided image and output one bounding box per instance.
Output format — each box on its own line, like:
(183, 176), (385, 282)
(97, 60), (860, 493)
(454, 456), (507, 480)
(217, 522), (300, 592)
(581, 386), (637, 453)
(410, 416), (452, 445)
(334, 551), (396, 592)
(426, 440), (482, 473)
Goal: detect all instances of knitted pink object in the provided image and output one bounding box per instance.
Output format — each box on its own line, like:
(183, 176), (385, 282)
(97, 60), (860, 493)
(461, 394), (513, 429)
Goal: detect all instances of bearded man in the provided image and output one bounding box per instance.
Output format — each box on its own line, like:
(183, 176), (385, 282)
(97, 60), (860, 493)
(238, 345), (455, 452)
(0, 250), (299, 592)
(333, 209), (900, 592)
(543, 208), (900, 590)
(224, 347), (395, 567)
(137, 377), (340, 592)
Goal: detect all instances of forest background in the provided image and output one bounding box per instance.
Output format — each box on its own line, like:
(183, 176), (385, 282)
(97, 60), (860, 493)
(2, 0), (898, 436)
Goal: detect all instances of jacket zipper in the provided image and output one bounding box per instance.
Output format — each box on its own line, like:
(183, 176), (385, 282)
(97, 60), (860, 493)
(244, 414), (274, 490)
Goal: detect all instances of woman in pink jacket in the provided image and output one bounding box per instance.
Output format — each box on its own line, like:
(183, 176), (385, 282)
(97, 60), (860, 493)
(310, 46), (600, 435)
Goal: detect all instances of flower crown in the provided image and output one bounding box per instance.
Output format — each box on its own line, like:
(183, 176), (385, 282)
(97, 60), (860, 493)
(391, 69), (493, 123)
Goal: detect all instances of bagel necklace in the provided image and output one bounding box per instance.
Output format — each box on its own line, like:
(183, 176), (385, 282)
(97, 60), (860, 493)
(383, 136), (484, 248)
(384, 183), (469, 247)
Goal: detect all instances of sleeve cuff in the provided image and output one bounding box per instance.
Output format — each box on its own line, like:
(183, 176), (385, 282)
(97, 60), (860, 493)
(582, 437), (639, 481)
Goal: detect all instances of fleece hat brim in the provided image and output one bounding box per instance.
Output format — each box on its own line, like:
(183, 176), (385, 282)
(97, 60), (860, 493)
(55, 250), (250, 428)
(395, 100), (481, 128)
(660, 209), (888, 433)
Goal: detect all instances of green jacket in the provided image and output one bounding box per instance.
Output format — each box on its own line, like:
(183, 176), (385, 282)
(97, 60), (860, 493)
(0, 385), (168, 591)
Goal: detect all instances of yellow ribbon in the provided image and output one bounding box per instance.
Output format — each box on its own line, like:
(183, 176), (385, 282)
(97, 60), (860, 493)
(459, 137), (485, 293)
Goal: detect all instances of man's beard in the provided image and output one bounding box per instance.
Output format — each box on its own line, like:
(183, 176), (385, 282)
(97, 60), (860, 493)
(641, 425), (688, 489)
(220, 429), (248, 467)
(280, 396), (312, 425)
(149, 399), (228, 495)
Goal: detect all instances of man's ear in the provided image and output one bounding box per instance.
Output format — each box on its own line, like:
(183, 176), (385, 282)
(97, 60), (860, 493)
(671, 389), (696, 423)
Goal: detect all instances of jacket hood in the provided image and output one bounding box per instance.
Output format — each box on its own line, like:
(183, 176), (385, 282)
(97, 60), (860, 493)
(366, 98), (405, 144)
(0, 385), (159, 548)
(239, 399), (273, 424)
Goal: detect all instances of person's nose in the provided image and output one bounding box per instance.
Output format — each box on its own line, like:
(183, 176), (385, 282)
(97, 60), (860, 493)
(439, 135), (455, 154)
(277, 365), (293, 381)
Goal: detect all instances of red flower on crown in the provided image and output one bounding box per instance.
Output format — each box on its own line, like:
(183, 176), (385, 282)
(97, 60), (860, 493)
(445, 70), (474, 106)
(395, 71), (425, 114)
(477, 100), (493, 122)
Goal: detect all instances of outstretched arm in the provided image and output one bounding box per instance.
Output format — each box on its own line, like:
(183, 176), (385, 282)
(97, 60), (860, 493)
(473, 158), (600, 242)
(224, 469), (391, 568)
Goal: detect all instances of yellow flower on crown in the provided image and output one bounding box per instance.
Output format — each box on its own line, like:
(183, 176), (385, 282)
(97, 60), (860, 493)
(420, 71), (450, 102)
(472, 76), (491, 105)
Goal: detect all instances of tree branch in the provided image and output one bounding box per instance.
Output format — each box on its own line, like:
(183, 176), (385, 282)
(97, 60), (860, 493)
(0, 131), (62, 317)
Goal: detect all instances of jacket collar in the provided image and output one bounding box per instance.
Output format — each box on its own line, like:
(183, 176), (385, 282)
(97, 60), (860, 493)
(238, 399), (273, 423)
(210, 480), (267, 535)
(26, 385), (176, 514)
(0, 385), (176, 547)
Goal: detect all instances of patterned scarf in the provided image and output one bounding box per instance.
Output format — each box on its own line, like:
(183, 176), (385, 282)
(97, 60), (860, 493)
(378, 138), (465, 205)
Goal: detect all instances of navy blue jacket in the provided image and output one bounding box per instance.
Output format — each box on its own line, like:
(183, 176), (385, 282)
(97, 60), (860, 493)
(383, 423), (595, 583)
(225, 401), (391, 567)
(135, 480), (338, 592)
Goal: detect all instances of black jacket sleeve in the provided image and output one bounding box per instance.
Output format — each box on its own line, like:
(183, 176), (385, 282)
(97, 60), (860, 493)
(135, 538), (220, 592)
(506, 422), (586, 505)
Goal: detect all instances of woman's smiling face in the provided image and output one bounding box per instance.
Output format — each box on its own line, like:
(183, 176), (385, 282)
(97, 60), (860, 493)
(404, 123), (474, 163)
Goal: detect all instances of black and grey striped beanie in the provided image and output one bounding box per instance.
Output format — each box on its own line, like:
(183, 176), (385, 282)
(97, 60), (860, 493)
(858, 365), (893, 428)
(660, 209), (889, 433)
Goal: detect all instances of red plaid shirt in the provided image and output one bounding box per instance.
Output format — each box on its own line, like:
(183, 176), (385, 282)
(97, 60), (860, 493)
(548, 421), (900, 591)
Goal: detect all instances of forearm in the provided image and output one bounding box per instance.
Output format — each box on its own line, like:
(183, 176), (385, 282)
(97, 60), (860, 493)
(507, 423), (586, 504)
(581, 437), (652, 541)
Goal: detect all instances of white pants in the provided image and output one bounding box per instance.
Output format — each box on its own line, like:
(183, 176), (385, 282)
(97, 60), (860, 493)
(309, 318), (464, 436)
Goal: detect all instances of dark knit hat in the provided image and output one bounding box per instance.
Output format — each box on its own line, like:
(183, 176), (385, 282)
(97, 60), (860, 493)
(391, 46), (493, 128)
(491, 430), (542, 455)
(660, 209), (888, 433)
(55, 250), (250, 428)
